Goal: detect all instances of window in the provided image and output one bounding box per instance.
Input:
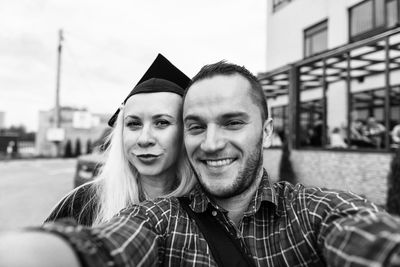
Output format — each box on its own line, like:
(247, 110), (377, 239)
(348, 86), (400, 149)
(273, 0), (292, 12)
(260, 27), (400, 152)
(386, 0), (399, 27)
(349, 0), (399, 41)
(299, 99), (324, 147)
(304, 20), (328, 58)
(271, 106), (288, 146)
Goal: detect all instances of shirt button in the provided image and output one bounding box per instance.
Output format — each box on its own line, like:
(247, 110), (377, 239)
(211, 210), (217, 216)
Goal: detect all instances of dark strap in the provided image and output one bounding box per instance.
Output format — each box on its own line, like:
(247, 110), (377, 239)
(178, 197), (256, 267)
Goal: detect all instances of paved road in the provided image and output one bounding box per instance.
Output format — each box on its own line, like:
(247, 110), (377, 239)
(0, 158), (77, 231)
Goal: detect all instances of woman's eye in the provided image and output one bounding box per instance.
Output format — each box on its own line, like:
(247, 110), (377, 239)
(155, 120), (171, 128)
(126, 121), (142, 129)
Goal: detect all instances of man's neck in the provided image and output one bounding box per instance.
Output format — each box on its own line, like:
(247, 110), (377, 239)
(213, 168), (263, 226)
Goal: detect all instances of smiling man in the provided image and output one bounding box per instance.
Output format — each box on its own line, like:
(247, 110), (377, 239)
(183, 68), (272, 226)
(2, 61), (400, 267)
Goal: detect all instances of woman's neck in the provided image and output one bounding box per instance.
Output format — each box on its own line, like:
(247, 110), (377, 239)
(140, 168), (176, 199)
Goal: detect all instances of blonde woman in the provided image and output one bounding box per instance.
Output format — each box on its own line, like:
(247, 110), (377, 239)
(45, 54), (196, 226)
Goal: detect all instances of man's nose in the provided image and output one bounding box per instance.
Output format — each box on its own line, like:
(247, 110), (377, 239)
(200, 125), (225, 152)
(137, 125), (155, 147)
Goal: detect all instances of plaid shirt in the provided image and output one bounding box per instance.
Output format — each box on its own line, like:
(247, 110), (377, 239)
(43, 170), (400, 266)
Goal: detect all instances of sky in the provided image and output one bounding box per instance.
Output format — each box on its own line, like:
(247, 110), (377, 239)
(0, 0), (267, 131)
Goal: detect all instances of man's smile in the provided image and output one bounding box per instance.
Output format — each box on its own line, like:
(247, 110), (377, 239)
(200, 158), (237, 167)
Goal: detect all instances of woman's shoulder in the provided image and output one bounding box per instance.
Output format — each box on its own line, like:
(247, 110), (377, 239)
(44, 182), (98, 226)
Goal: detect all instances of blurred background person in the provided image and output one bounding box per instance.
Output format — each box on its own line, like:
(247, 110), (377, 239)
(365, 117), (386, 149)
(391, 123), (400, 148)
(349, 119), (374, 148)
(329, 127), (347, 148)
(45, 54), (195, 226)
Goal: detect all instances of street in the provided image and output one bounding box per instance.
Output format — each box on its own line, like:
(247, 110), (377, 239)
(0, 158), (76, 231)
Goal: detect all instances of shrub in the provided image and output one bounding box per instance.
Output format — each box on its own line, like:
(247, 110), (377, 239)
(64, 140), (73, 158)
(279, 141), (297, 185)
(387, 148), (400, 215)
(74, 138), (82, 157)
(86, 139), (92, 154)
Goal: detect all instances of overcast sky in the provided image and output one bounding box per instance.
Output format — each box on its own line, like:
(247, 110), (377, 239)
(0, 0), (267, 131)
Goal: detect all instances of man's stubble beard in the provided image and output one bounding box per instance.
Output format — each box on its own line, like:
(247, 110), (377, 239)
(193, 138), (264, 200)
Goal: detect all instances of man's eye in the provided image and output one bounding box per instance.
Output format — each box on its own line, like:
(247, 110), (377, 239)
(186, 124), (205, 134)
(225, 120), (245, 129)
(155, 120), (171, 128)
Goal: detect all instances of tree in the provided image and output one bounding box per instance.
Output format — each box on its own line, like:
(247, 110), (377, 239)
(86, 139), (92, 154)
(74, 138), (82, 157)
(64, 140), (73, 158)
(279, 141), (297, 185)
(386, 148), (400, 215)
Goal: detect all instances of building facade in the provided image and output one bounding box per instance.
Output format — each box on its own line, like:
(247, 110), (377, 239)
(0, 111), (5, 129)
(260, 0), (400, 205)
(36, 107), (110, 157)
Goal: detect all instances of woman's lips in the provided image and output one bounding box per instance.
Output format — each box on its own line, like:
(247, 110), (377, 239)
(135, 154), (161, 164)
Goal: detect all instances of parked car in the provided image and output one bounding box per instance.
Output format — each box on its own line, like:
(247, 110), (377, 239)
(73, 128), (111, 188)
(73, 152), (105, 188)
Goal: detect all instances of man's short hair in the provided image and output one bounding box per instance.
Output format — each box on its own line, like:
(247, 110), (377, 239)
(185, 61), (269, 121)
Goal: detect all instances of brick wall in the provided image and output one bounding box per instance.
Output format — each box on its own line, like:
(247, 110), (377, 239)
(263, 148), (392, 205)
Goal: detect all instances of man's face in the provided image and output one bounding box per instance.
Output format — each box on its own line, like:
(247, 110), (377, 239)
(183, 74), (272, 199)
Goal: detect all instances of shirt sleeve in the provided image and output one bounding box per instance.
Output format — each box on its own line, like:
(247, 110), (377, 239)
(41, 203), (165, 267)
(306, 188), (400, 266)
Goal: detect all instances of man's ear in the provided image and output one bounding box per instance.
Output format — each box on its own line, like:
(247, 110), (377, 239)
(262, 118), (274, 148)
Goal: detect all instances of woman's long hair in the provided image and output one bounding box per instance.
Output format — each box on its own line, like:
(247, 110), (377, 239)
(91, 106), (196, 226)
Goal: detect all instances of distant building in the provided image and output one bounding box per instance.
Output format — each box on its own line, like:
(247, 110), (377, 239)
(36, 107), (111, 157)
(0, 111), (5, 129)
(0, 125), (35, 158)
(259, 0), (400, 205)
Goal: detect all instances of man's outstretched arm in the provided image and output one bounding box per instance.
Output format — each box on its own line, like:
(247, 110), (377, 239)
(0, 231), (81, 267)
(307, 188), (400, 266)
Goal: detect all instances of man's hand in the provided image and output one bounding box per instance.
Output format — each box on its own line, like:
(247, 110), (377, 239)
(0, 231), (81, 267)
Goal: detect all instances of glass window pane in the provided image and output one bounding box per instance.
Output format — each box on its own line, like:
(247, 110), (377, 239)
(305, 37), (312, 57)
(386, 0), (398, 27)
(299, 100), (323, 147)
(390, 86), (400, 148)
(311, 30), (327, 55)
(351, 1), (373, 36)
(350, 88), (387, 149)
(304, 21), (327, 57)
(375, 0), (385, 26)
(271, 106), (286, 146)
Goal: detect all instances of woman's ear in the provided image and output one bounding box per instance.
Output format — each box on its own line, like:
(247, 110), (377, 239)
(262, 118), (274, 148)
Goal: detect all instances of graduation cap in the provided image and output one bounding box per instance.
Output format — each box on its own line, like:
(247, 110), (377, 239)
(108, 54), (191, 127)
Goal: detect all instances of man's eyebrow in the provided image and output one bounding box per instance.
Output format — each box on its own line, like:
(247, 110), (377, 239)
(183, 115), (202, 123)
(183, 112), (250, 123)
(220, 112), (249, 120)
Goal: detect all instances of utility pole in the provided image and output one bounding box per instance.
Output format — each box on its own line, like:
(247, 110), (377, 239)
(55, 29), (63, 128)
(54, 29), (63, 157)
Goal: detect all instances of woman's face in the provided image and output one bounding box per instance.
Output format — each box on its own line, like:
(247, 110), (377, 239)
(123, 92), (182, 178)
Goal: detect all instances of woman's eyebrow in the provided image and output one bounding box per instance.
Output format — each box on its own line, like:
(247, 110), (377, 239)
(152, 114), (175, 119)
(125, 115), (140, 120)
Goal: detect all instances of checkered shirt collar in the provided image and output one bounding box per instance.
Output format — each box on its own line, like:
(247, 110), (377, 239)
(187, 169), (279, 216)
